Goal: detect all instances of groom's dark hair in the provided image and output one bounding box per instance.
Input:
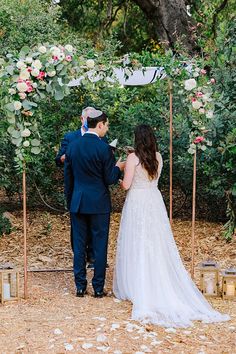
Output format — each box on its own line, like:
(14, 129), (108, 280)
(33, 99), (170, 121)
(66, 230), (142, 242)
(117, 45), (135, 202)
(87, 111), (107, 128)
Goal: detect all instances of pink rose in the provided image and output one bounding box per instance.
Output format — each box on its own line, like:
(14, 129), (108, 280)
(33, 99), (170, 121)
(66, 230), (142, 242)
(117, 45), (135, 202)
(200, 69), (207, 75)
(27, 67), (32, 72)
(17, 79), (24, 83)
(65, 55), (72, 62)
(210, 78), (216, 84)
(191, 97), (196, 102)
(26, 86), (33, 93)
(196, 92), (203, 97)
(53, 55), (58, 61)
(194, 136), (204, 144)
(37, 71), (46, 80)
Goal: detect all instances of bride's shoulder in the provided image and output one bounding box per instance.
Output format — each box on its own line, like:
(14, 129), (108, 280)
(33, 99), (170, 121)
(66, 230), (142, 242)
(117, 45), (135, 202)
(127, 152), (139, 165)
(156, 151), (162, 159)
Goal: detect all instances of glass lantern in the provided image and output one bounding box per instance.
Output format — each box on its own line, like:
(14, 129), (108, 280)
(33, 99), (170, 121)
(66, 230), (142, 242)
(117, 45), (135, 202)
(222, 268), (236, 300)
(0, 267), (19, 304)
(199, 261), (220, 297)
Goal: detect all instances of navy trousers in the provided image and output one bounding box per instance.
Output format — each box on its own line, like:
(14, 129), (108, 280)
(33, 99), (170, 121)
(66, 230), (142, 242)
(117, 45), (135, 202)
(71, 212), (110, 293)
(70, 213), (94, 262)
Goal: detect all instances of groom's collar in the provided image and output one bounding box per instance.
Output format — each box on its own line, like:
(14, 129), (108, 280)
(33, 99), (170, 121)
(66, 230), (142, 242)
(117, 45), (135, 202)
(85, 131), (100, 138)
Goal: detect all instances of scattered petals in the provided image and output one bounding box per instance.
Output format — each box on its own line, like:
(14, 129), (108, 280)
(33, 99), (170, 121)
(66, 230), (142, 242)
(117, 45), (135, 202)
(64, 343), (73, 351)
(82, 343), (93, 349)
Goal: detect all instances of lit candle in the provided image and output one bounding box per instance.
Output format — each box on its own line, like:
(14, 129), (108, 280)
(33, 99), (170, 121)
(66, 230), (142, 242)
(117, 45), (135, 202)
(226, 283), (235, 296)
(3, 283), (11, 299)
(205, 279), (214, 295)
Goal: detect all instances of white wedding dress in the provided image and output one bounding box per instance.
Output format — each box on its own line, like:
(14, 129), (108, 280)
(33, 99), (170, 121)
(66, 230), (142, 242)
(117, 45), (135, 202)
(113, 153), (230, 328)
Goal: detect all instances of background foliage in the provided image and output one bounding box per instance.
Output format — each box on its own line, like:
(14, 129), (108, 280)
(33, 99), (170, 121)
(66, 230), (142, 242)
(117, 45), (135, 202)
(0, 0), (235, 239)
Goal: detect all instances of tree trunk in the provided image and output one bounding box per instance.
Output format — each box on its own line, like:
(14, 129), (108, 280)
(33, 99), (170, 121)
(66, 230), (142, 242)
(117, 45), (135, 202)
(132, 0), (198, 54)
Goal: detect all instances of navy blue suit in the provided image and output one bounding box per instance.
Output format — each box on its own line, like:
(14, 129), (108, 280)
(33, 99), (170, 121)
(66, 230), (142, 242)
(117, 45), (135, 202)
(55, 129), (108, 167)
(55, 130), (82, 167)
(64, 133), (121, 293)
(56, 128), (108, 262)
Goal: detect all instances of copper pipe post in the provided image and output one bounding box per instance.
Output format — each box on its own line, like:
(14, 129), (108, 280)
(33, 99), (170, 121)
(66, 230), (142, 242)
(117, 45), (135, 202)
(23, 164), (28, 299)
(169, 80), (173, 225)
(191, 151), (197, 279)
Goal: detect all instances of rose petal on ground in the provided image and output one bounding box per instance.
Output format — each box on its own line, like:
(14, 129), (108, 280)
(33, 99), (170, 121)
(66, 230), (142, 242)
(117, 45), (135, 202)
(64, 343), (73, 351)
(96, 346), (110, 352)
(82, 343), (94, 349)
(140, 345), (152, 352)
(165, 328), (176, 333)
(111, 323), (120, 330)
(96, 334), (108, 342)
(93, 317), (107, 321)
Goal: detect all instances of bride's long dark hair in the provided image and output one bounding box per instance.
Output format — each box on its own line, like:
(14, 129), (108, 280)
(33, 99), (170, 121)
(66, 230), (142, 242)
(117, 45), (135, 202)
(134, 124), (159, 180)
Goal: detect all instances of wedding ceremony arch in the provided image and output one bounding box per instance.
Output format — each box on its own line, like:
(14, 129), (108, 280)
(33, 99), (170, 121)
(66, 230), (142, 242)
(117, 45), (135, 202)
(0, 44), (215, 298)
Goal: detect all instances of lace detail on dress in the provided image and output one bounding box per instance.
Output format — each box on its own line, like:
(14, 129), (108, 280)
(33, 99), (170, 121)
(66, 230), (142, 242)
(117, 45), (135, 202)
(113, 153), (230, 328)
(130, 152), (162, 190)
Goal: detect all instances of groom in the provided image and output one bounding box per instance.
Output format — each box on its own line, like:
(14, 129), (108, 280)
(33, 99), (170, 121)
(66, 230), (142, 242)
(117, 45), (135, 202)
(64, 109), (125, 298)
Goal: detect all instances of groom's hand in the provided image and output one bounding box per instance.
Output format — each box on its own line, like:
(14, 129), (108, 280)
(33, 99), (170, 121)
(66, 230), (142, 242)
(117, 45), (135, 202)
(116, 157), (126, 171)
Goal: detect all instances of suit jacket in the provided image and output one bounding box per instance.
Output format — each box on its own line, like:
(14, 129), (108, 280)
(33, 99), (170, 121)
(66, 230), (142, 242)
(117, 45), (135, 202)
(55, 129), (108, 167)
(64, 133), (120, 214)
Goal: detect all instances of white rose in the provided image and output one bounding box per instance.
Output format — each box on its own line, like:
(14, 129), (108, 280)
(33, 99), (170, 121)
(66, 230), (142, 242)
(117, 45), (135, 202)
(32, 59), (42, 70)
(199, 108), (205, 114)
(32, 82), (38, 88)
(50, 46), (61, 56)
(192, 100), (202, 110)
(184, 78), (197, 91)
(21, 128), (31, 137)
(38, 45), (47, 54)
(13, 101), (22, 110)
(16, 61), (26, 69)
(19, 69), (30, 80)
(47, 70), (56, 77)
(9, 88), (16, 95)
(25, 57), (33, 64)
(86, 59), (95, 69)
(202, 94), (212, 102)
(206, 110), (213, 118)
(31, 68), (40, 77)
(65, 44), (73, 52)
(16, 82), (28, 92)
(193, 71), (199, 77)
(19, 92), (27, 100)
(58, 53), (65, 60)
(23, 140), (30, 147)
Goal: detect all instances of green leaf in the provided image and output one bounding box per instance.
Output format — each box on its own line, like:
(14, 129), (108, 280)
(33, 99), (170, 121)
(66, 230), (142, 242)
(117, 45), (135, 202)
(6, 66), (14, 75)
(31, 139), (40, 147)
(11, 130), (21, 139)
(54, 89), (64, 101)
(31, 146), (41, 155)
(19, 46), (30, 56)
(22, 100), (38, 110)
(5, 103), (15, 112)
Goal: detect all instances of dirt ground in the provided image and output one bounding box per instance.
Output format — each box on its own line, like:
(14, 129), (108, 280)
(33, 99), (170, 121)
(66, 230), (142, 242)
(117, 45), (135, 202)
(0, 211), (235, 354)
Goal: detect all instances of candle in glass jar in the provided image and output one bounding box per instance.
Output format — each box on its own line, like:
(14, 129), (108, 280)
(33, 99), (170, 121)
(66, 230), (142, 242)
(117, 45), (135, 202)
(205, 279), (214, 294)
(226, 283), (235, 296)
(3, 283), (11, 299)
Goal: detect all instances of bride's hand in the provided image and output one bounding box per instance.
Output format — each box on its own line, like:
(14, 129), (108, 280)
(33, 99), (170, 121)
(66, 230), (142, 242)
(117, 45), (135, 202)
(116, 157), (126, 171)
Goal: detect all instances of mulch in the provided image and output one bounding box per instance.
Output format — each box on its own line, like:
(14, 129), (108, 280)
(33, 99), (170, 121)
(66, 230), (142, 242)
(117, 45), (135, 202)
(0, 211), (235, 353)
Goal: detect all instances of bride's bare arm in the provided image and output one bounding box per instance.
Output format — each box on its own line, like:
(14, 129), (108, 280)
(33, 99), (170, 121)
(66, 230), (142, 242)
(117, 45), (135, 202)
(121, 153), (137, 190)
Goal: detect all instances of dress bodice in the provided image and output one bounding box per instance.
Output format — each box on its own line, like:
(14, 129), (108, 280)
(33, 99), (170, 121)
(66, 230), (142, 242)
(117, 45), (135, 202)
(130, 153), (163, 190)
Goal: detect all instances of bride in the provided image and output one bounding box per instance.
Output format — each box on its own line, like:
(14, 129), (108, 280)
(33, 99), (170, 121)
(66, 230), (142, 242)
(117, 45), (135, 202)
(113, 124), (230, 328)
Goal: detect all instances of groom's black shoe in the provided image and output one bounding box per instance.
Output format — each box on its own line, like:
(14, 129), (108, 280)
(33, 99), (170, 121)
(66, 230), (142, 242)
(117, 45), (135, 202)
(94, 291), (107, 298)
(76, 289), (87, 297)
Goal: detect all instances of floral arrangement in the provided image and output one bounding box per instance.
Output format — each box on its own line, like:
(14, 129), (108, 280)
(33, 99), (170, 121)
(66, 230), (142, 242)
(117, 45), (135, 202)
(183, 68), (216, 155)
(0, 45), (216, 167)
